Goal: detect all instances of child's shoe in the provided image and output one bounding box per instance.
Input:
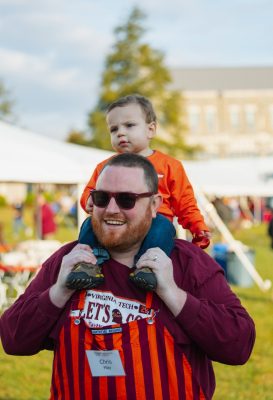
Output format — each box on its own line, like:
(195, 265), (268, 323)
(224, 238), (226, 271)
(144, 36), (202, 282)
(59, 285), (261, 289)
(66, 262), (104, 290)
(129, 267), (157, 291)
(65, 247), (109, 290)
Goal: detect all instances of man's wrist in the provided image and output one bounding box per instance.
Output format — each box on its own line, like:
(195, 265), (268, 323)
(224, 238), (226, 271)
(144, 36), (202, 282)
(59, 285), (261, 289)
(49, 283), (74, 308)
(157, 285), (187, 317)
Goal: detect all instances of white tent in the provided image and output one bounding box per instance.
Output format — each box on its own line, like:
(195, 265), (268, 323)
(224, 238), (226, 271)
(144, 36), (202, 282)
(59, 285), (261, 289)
(183, 157), (273, 197)
(0, 120), (113, 185)
(0, 121), (114, 228)
(1, 120), (273, 197)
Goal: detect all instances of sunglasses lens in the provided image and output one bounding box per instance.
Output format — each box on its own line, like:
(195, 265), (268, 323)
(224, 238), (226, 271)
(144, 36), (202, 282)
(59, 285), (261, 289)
(116, 193), (136, 209)
(92, 191), (146, 209)
(92, 191), (110, 207)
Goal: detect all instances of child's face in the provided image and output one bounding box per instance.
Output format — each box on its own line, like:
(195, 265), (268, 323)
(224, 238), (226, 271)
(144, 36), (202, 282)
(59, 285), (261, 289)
(106, 103), (156, 156)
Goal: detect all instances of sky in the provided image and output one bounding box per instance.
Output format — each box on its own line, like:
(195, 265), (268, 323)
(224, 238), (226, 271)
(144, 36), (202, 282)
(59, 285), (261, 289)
(1, 0), (273, 141)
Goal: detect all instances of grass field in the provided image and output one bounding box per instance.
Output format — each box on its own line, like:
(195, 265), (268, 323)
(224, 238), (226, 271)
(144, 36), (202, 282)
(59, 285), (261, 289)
(1, 205), (273, 399)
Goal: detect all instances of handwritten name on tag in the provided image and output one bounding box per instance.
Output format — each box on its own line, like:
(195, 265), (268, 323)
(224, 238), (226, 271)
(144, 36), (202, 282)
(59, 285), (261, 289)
(86, 350), (125, 377)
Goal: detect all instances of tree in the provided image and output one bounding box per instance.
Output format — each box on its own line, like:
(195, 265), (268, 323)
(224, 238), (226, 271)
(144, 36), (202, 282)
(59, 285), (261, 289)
(0, 79), (15, 122)
(85, 7), (195, 157)
(66, 128), (90, 146)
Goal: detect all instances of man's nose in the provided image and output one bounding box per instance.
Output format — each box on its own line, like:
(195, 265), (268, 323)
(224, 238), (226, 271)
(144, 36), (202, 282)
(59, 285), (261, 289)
(105, 196), (120, 212)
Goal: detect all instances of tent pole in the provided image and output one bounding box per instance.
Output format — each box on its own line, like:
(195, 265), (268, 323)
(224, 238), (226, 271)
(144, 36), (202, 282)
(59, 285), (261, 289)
(34, 183), (42, 240)
(253, 196), (262, 223)
(196, 188), (271, 292)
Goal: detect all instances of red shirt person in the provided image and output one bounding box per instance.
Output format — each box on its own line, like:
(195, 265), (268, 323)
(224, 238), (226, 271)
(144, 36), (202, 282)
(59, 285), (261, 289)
(37, 195), (57, 239)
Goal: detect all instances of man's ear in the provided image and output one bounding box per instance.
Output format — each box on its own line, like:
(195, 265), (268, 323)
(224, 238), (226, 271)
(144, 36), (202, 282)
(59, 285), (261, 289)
(147, 121), (156, 139)
(151, 194), (162, 218)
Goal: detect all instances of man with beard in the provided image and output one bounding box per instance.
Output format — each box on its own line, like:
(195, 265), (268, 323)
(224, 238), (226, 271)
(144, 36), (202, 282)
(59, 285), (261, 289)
(0, 154), (255, 400)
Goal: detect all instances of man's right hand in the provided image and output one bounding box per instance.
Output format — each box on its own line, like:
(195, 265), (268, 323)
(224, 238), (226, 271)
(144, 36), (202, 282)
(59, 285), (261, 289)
(49, 244), (96, 308)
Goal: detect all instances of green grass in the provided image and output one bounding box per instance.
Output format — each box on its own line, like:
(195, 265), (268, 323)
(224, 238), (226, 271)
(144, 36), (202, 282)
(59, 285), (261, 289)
(212, 223), (273, 400)
(0, 350), (53, 400)
(1, 207), (273, 399)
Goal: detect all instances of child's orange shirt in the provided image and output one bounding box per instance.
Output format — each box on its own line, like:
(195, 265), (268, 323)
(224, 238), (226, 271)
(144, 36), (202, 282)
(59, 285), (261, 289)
(80, 150), (208, 234)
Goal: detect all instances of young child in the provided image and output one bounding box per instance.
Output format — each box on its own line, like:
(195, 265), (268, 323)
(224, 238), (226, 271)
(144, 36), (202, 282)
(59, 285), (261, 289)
(66, 94), (210, 291)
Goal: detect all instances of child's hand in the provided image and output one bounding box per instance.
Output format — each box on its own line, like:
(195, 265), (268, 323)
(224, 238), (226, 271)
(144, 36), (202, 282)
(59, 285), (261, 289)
(192, 230), (211, 249)
(86, 195), (93, 214)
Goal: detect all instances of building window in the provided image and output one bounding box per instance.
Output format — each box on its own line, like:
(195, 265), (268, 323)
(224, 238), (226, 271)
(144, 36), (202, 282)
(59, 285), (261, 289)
(205, 106), (217, 134)
(244, 104), (256, 133)
(229, 105), (240, 131)
(188, 106), (200, 134)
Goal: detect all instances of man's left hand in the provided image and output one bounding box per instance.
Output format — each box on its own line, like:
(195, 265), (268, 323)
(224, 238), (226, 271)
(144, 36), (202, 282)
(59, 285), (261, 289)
(136, 248), (187, 316)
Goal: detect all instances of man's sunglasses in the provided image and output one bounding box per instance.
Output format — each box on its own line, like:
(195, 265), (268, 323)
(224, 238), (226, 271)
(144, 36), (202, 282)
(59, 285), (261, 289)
(91, 190), (154, 210)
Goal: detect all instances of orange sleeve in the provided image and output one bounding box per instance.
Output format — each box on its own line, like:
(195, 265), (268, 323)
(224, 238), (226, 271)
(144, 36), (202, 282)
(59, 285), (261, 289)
(149, 152), (209, 234)
(169, 160), (209, 233)
(80, 158), (110, 212)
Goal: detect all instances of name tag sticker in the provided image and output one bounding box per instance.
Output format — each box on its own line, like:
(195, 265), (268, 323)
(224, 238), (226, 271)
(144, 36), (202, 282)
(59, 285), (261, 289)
(86, 350), (126, 377)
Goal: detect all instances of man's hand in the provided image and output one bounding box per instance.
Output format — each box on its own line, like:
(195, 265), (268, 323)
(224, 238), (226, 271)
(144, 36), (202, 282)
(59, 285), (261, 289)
(136, 248), (187, 316)
(49, 244), (96, 307)
(85, 195), (93, 214)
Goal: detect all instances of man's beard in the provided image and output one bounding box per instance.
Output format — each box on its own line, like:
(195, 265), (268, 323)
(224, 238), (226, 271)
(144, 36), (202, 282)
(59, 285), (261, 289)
(92, 208), (153, 252)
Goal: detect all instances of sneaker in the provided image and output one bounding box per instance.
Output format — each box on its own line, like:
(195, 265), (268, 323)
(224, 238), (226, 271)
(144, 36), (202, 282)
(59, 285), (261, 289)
(129, 267), (157, 291)
(66, 262), (104, 290)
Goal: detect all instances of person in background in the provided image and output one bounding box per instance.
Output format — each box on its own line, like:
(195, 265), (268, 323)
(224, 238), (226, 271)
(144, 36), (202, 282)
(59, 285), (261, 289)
(0, 221), (10, 252)
(74, 94), (211, 291)
(12, 202), (25, 238)
(37, 194), (57, 240)
(0, 153), (255, 400)
(267, 210), (273, 249)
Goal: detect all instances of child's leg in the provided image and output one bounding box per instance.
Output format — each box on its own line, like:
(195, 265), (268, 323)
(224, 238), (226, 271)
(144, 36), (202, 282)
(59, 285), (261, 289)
(78, 217), (97, 247)
(130, 214), (176, 291)
(134, 214), (176, 262)
(78, 217), (110, 264)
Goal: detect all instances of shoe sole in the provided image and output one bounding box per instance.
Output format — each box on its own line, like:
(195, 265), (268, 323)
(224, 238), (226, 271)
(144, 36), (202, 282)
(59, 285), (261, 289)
(129, 271), (157, 291)
(66, 271), (104, 290)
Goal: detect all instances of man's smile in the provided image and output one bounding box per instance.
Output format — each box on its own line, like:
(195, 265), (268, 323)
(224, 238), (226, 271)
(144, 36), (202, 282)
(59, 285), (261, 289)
(104, 219), (126, 226)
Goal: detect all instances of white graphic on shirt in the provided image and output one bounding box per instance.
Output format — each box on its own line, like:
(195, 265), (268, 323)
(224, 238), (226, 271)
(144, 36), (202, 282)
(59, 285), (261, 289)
(157, 174), (164, 179)
(80, 290), (153, 328)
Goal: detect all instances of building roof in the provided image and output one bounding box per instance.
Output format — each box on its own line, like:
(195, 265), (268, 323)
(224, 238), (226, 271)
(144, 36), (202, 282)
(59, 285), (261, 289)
(170, 66), (273, 91)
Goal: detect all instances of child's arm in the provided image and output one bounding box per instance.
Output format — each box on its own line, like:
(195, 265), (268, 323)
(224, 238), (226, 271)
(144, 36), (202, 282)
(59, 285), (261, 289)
(192, 230), (211, 249)
(80, 168), (99, 213)
(169, 161), (211, 248)
(80, 158), (110, 213)
(85, 195), (94, 214)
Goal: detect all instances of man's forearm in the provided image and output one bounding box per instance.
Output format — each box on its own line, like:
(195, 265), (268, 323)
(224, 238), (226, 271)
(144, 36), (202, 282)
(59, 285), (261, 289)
(49, 283), (75, 308)
(157, 285), (187, 317)
(174, 274), (255, 365)
(0, 288), (63, 355)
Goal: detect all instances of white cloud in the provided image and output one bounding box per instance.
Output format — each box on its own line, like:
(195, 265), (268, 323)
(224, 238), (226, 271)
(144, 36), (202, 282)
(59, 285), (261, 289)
(19, 109), (88, 141)
(0, 48), (87, 92)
